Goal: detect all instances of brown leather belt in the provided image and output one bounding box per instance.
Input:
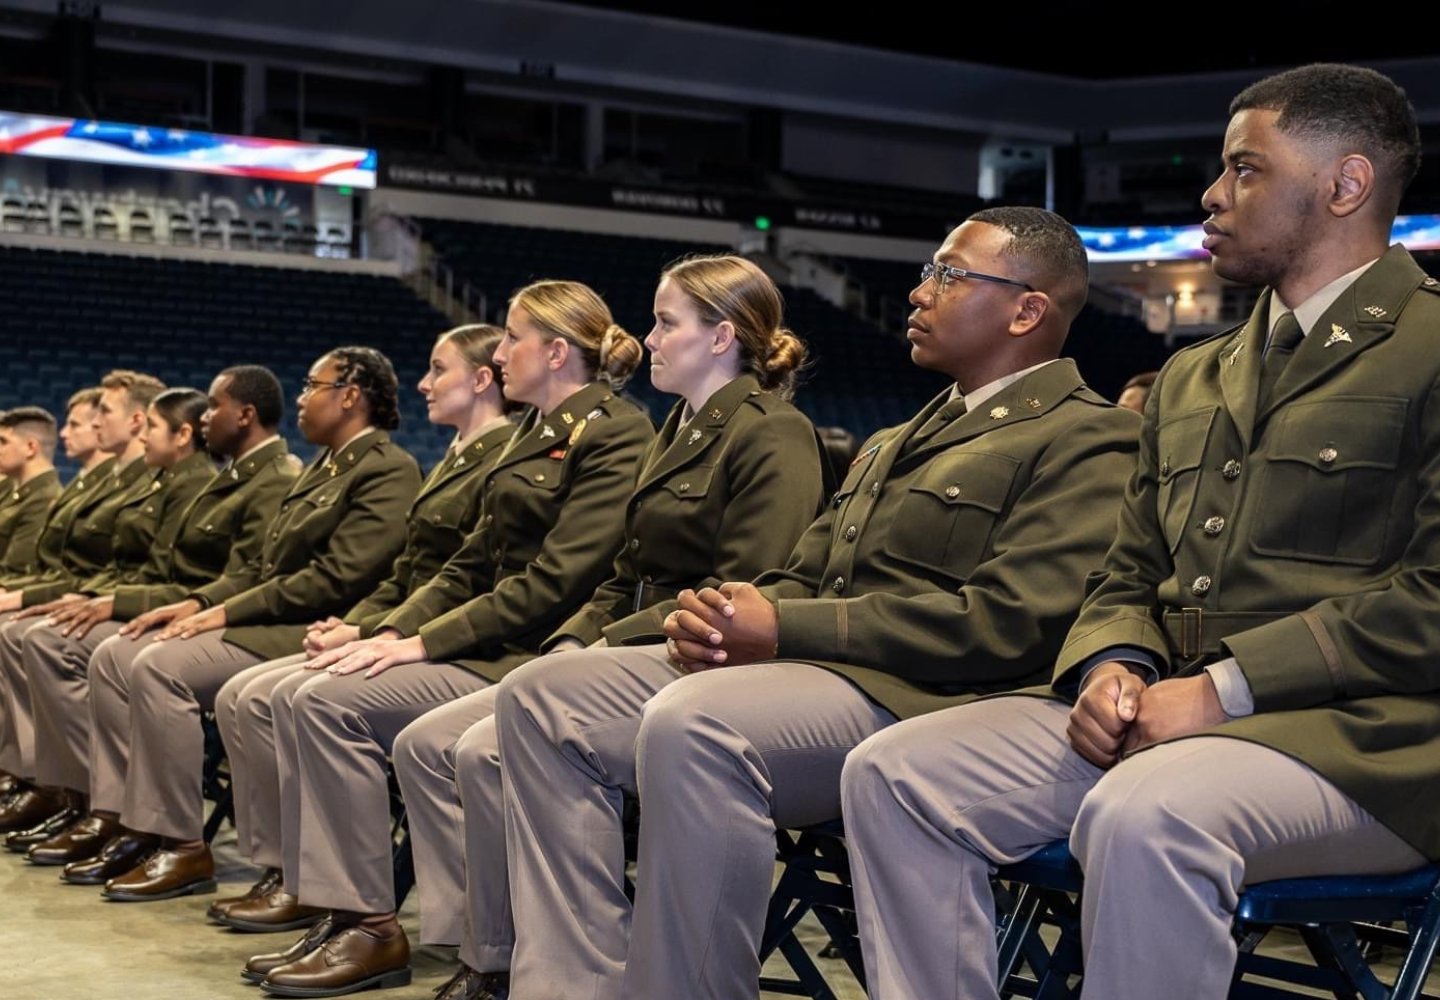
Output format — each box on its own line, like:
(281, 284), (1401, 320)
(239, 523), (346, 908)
(1162, 609), (1289, 660)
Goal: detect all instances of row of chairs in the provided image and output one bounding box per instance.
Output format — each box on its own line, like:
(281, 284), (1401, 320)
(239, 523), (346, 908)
(756, 823), (1440, 1000)
(0, 196), (351, 255)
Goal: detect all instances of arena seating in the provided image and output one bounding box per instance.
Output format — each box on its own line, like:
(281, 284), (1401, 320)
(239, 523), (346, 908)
(0, 244), (458, 473)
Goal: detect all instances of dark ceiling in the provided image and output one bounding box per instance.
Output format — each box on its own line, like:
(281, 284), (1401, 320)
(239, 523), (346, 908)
(554, 2), (1440, 80)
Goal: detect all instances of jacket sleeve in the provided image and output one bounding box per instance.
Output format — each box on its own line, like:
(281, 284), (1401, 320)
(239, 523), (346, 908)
(221, 459), (418, 626)
(413, 416), (651, 662)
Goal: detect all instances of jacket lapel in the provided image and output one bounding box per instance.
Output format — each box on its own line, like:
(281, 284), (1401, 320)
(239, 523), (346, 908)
(904, 359), (1086, 463)
(1216, 292), (1268, 451)
(1258, 245), (1422, 423)
(488, 383), (614, 475)
(635, 375), (761, 493)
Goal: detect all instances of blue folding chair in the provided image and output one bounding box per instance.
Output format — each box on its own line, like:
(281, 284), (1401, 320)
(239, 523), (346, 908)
(993, 841), (1085, 999)
(1231, 864), (1440, 1000)
(200, 712), (235, 844)
(994, 840), (1440, 1000)
(757, 821), (866, 1000)
(755, 824), (1084, 1000)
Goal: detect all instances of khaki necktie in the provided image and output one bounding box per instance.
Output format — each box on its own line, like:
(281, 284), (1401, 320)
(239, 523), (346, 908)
(1259, 312), (1305, 409)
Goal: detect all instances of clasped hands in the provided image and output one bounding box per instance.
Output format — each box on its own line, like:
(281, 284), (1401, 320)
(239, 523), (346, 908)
(661, 582), (779, 672)
(1067, 661), (1227, 769)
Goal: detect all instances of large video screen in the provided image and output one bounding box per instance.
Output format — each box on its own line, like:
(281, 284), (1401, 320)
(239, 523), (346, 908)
(0, 112), (375, 190)
(1079, 218), (1440, 261)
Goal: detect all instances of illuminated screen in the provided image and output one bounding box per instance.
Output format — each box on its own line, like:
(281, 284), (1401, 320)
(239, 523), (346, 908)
(0, 112), (376, 190)
(1079, 218), (1440, 261)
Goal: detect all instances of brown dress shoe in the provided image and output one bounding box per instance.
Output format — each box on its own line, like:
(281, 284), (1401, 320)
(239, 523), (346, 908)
(4, 800), (85, 851)
(0, 787), (64, 833)
(209, 867), (282, 921)
(260, 923), (411, 997)
(243, 916), (340, 983)
(218, 889), (328, 933)
(102, 843), (216, 901)
(60, 831), (161, 885)
(25, 811), (120, 865)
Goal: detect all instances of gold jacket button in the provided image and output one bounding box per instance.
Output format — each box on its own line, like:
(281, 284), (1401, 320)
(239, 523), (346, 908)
(945, 485), (961, 499)
(1203, 516), (1225, 536)
(1318, 447), (1338, 464)
(630, 538), (640, 551)
(831, 576), (845, 593)
(869, 482), (880, 497)
(678, 482), (691, 493)
(1159, 460), (1171, 477)
(844, 526), (858, 542)
(1191, 575), (1212, 596)
(1222, 460), (1242, 480)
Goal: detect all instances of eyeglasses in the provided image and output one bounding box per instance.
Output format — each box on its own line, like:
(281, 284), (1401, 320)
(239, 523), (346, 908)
(299, 378), (351, 396)
(921, 261), (1035, 295)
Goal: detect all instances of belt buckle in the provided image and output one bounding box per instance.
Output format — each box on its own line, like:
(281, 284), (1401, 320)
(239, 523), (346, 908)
(1179, 607), (1204, 660)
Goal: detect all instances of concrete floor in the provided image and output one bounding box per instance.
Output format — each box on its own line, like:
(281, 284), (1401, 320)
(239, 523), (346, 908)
(3, 823), (1436, 1000)
(0, 822), (867, 1000)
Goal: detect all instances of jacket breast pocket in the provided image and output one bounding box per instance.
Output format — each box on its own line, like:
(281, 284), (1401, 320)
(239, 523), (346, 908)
(884, 452), (1020, 582)
(421, 496), (473, 532)
(659, 463), (715, 502)
(284, 487), (344, 541)
(1156, 406), (1216, 555)
(1251, 397), (1406, 565)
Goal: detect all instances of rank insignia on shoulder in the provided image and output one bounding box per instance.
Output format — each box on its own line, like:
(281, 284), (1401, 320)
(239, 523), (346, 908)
(561, 413), (575, 425)
(1364, 305), (1388, 318)
(709, 408), (724, 420)
(1026, 397), (1042, 409)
